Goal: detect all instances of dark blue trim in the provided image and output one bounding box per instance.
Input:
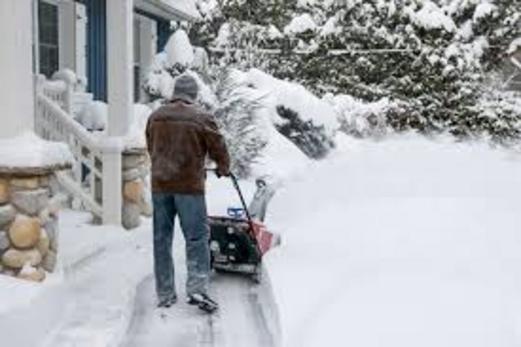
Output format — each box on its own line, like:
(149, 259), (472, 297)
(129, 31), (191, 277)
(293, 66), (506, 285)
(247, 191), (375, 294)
(86, 0), (107, 101)
(157, 20), (171, 53)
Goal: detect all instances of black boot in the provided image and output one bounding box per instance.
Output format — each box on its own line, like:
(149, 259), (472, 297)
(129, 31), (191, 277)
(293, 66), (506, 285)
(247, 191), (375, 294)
(187, 293), (219, 313)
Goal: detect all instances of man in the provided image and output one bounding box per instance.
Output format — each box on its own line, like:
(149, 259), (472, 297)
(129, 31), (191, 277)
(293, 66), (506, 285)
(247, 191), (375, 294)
(146, 74), (230, 313)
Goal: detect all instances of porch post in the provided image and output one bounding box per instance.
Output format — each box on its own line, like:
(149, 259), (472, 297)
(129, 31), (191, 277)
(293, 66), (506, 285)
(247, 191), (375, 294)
(0, 0), (35, 139)
(106, 0), (133, 137)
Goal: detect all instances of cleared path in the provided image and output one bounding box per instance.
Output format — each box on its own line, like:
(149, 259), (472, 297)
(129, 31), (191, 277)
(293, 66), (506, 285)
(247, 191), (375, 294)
(122, 268), (279, 347)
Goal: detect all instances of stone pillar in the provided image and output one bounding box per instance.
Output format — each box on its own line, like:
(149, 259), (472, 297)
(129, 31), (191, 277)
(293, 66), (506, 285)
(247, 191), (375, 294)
(121, 148), (152, 230)
(0, 164), (70, 282)
(106, 0), (134, 137)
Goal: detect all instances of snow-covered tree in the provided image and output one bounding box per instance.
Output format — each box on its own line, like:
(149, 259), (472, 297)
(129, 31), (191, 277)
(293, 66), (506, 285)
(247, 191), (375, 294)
(143, 30), (267, 177)
(192, 0), (521, 143)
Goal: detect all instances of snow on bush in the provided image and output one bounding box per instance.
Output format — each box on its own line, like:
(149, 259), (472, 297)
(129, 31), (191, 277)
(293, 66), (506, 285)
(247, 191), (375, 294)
(408, 1), (457, 32)
(205, 69), (268, 178)
(165, 29), (195, 67)
(508, 38), (521, 55)
(242, 68), (338, 157)
(275, 106), (334, 159)
(77, 101), (108, 131)
(244, 69), (339, 135)
(325, 94), (393, 138)
(192, 0), (521, 145)
(472, 2), (498, 23)
(284, 13), (317, 35)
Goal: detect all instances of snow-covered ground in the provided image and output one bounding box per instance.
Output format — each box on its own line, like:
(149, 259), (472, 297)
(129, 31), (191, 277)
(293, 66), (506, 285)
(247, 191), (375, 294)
(3, 133), (521, 347)
(265, 134), (521, 347)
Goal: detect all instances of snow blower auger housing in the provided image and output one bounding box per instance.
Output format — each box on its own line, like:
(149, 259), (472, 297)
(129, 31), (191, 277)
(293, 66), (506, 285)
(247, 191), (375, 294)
(208, 172), (278, 283)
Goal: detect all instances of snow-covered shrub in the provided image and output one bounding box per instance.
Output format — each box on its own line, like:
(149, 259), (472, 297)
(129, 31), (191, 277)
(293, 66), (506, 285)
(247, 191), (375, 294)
(325, 94), (392, 138)
(275, 105), (334, 159)
(191, 0), (521, 144)
(144, 29), (208, 102)
(77, 101), (107, 131)
(204, 69), (268, 178)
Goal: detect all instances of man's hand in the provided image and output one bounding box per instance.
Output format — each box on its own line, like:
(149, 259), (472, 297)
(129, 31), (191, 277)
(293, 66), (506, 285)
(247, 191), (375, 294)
(216, 168), (230, 178)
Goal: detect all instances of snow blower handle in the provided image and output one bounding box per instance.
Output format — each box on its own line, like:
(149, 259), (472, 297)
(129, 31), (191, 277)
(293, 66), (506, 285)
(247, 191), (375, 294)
(205, 169), (255, 226)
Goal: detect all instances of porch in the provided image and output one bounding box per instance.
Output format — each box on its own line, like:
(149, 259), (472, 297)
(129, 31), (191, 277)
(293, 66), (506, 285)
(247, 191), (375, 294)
(32, 0), (198, 226)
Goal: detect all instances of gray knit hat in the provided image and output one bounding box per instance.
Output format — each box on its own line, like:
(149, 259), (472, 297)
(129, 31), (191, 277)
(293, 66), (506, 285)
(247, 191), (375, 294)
(172, 74), (199, 103)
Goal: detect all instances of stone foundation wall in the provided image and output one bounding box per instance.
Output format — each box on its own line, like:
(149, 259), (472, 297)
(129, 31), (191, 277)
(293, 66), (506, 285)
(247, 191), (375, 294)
(122, 149), (152, 230)
(0, 174), (61, 282)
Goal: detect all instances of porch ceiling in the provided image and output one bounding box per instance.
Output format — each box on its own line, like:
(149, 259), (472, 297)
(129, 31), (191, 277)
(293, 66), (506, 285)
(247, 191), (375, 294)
(134, 0), (200, 22)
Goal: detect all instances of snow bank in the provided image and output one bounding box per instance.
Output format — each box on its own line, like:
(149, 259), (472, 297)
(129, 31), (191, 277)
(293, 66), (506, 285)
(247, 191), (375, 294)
(265, 134), (521, 347)
(0, 132), (73, 169)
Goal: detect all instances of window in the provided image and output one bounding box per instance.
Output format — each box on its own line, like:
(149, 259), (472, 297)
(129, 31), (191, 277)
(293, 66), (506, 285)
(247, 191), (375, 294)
(38, 1), (59, 78)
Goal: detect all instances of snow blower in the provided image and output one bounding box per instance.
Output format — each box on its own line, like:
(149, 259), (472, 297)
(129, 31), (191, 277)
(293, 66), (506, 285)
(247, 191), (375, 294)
(208, 171), (279, 283)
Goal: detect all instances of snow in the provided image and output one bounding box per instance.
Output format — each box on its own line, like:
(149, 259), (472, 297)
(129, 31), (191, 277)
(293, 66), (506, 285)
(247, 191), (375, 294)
(0, 132), (73, 169)
(196, 0), (219, 18)
(215, 23), (231, 47)
(125, 104), (153, 149)
(320, 17), (341, 37)
(250, 107), (311, 183)
(456, 20), (474, 41)
(165, 29), (195, 67)
(473, 2), (497, 22)
(77, 100), (108, 131)
(265, 134), (521, 347)
(508, 38), (521, 55)
(267, 25), (283, 40)
(284, 14), (317, 35)
(409, 1), (457, 32)
(145, 53), (175, 100)
(325, 94), (392, 137)
(243, 68), (339, 135)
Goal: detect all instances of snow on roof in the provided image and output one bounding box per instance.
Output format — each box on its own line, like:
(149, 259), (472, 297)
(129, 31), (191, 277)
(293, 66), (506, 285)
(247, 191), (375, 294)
(0, 132), (73, 170)
(409, 1), (456, 32)
(284, 13), (318, 35)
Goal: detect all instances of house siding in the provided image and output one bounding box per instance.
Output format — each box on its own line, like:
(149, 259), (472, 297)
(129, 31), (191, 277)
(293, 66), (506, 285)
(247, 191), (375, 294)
(85, 0), (107, 101)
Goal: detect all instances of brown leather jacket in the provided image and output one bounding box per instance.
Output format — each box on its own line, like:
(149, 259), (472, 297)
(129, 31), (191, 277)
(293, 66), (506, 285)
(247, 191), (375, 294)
(146, 100), (230, 194)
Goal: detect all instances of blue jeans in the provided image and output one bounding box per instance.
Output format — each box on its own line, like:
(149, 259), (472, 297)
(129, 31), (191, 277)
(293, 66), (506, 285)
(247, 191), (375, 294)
(152, 193), (210, 301)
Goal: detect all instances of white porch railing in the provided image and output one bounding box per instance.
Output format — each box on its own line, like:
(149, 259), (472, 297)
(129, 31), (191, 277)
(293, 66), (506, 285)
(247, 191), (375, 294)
(40, 78), (72, 113)
(35, 80), (123, 225)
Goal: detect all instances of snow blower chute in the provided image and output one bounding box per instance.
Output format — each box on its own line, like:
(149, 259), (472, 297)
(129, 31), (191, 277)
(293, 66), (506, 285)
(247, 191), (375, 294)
(208, 171), (279, 283)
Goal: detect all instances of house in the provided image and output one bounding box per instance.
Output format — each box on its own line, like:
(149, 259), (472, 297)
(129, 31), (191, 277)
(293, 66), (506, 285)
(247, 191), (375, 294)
(0, 0), (198, 225)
